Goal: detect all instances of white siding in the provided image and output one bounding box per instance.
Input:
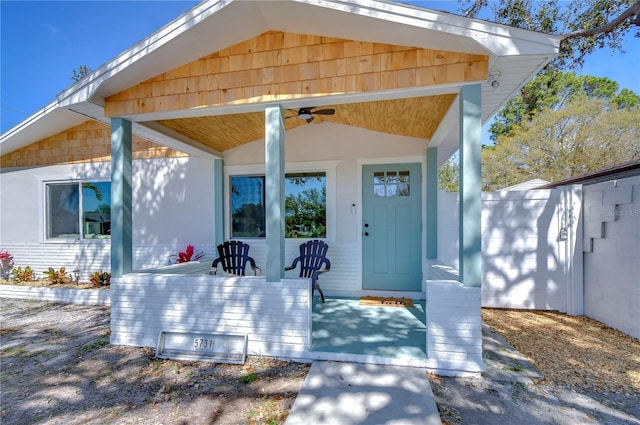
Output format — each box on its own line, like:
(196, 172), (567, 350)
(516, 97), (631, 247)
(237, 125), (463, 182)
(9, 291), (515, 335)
(110, 275), (311, 359)
(425, 277), (483, 376)
(0, 284), (110, 305)
(0, 242), (217, 282)
(583, 176), (640, 339)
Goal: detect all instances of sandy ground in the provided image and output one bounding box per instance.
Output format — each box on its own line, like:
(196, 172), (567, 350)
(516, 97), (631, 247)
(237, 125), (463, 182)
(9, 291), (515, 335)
(0, 299), (309, 424)
(1, 297), (639, 424)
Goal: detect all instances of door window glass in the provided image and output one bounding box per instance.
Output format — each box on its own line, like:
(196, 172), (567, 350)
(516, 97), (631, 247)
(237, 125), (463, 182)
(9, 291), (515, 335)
(372, 170), (410, 197)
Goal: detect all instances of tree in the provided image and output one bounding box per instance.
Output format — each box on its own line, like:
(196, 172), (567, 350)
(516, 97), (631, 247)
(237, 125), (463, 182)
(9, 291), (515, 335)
(70, 65), (93, 82)
(481, 96), (640, 190)
(460, 0), (640, 69)
(437, 158), (460, 192)
(489, 72), (640, 142)
(285, 186), (326, 238)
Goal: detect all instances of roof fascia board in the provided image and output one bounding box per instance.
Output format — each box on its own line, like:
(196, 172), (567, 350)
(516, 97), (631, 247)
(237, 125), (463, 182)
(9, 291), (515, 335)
(289, 0), (561, 55)
(55, 0), (245, 107)
(71, 102), (221, 157)
(115, 82), (464, 122)
(138, 122), (222, 158)
(58, 0), (560, 109)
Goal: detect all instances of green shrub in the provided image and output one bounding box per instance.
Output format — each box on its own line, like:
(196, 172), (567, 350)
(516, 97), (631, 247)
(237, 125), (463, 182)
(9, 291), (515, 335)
(11, 266), (35, 283)
(43, 267), (68, 285)
(90, 271), (111, 287)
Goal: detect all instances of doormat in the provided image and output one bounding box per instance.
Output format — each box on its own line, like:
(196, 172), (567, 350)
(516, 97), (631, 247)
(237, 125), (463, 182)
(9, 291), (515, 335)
(359, 296), (414, 307)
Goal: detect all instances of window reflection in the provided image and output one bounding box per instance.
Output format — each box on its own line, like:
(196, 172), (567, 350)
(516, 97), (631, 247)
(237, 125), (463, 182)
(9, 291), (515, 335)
(372, 170), (410, 197)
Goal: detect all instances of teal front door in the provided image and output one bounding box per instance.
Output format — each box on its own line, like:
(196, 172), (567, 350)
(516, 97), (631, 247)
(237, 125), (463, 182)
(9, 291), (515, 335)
(362, 163), (422, 291)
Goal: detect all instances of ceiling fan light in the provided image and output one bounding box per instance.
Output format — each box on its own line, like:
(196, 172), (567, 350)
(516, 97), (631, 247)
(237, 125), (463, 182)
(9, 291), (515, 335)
(298, 113), (312, 120)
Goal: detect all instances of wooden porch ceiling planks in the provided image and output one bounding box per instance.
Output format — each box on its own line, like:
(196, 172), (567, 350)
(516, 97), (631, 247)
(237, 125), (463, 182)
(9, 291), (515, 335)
(154, 95), (458, 152)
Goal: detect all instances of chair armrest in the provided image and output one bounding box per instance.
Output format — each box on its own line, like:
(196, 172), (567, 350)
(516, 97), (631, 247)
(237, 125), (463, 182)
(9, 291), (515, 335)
(285, 257), (301, 272)
(248, 256), (261, 276)
(210, 258), (221, 275)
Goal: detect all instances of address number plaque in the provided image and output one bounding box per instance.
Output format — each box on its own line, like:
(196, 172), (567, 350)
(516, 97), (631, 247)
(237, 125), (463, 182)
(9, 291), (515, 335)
(156, 331), (247, 364)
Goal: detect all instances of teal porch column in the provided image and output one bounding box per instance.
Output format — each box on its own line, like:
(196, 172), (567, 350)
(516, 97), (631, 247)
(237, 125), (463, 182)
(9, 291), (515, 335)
(264, 105), (285, 282)
(426, 147), (438, 259)
(110, 118), (133, 278)
(458, 84), (482, 287)
(214, 158), (225, 247)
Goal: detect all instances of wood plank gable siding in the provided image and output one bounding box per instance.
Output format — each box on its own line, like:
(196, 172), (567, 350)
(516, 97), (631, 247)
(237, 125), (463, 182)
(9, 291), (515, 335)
(0, 120), (187, 168)
(104, 31), (488, 117)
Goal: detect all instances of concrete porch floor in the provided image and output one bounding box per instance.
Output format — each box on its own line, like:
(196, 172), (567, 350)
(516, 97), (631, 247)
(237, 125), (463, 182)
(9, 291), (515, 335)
(310, 297), (427, 361)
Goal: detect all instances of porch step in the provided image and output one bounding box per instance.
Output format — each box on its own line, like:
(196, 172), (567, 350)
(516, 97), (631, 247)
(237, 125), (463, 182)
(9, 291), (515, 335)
(285, 360), (441, 425)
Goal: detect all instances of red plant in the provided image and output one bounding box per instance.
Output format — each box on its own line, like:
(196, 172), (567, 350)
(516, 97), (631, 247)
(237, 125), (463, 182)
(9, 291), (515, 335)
(175, 245), (204, 263)
(0, 250), (12, 260)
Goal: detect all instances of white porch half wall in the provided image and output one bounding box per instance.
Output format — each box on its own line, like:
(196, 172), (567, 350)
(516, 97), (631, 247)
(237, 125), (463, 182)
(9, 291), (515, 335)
(110, 270), (484, 375)
(110, 275), (312, 359)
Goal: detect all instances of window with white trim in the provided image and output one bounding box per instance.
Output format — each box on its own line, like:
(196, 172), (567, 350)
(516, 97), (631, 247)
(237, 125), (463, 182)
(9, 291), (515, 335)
(230, 172), (326, 238)
(45, 181), (111, 240)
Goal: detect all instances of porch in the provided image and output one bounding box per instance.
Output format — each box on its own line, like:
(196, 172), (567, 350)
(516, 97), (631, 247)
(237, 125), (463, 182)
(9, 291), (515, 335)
(110, 260), (482, 375)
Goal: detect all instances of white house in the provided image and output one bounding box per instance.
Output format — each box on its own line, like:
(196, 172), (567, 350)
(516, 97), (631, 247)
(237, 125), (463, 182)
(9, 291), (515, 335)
(0, 0), (561, 375)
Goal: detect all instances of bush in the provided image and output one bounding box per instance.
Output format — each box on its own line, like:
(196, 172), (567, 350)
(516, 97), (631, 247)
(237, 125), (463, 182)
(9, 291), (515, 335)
(11, 266), (35, 283)
(43, 267), (69, 285)
(90, 271), (111, 287)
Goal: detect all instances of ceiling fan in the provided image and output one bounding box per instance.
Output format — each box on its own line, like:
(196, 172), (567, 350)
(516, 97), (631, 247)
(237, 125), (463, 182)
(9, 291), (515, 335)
(286, 107), (335, 123)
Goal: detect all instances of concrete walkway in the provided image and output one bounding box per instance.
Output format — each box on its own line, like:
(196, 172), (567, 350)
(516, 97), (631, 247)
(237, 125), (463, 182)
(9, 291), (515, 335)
(285, 361), (441, 425)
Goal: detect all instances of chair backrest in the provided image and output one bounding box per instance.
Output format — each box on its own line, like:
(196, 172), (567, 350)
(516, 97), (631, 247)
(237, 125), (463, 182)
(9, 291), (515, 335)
(296, 240), (329, 278)
(214, 240), (253, 276)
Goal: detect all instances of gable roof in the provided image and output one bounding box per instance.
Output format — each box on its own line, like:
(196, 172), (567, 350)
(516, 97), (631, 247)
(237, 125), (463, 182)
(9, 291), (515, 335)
(499, 178), (550, 191)
(0, 0), (560, 159)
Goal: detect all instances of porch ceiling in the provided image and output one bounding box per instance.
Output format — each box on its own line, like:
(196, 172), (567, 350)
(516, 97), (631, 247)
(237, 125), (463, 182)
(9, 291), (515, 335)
(153, 95), (457, 152)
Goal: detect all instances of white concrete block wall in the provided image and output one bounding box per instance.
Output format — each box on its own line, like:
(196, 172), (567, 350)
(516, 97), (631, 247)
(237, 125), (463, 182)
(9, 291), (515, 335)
(110, 275), (311, 359)
(426, 280), (483, 375)
(583, 176), (640, 339)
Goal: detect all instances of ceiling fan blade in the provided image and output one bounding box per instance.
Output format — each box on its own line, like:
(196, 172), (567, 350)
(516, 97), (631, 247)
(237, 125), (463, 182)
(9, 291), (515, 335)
(312, 108), (335, 115)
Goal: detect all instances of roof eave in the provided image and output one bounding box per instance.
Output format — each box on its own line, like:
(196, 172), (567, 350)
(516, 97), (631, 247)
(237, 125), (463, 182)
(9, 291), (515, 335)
(1, 0), (560, 156)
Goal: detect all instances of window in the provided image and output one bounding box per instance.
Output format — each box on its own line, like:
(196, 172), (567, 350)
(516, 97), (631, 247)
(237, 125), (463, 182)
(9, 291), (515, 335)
(46, 181), (111, 240)
(373, 170), (410, 197)
(230, 172), (326, 238)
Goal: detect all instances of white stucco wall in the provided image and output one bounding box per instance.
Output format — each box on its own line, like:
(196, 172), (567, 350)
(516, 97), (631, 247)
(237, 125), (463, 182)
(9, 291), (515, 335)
(582, 176), (640, 339)
(1, 123), (429, 292)
(0, 156), (217, 280)
(224, 122), (428, 296)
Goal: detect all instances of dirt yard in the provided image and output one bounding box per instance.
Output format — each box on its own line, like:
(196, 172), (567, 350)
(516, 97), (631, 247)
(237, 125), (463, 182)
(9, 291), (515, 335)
(1, 295), (639, 425)
(0, 299), (310, 424)
(429, 308), (640, 425)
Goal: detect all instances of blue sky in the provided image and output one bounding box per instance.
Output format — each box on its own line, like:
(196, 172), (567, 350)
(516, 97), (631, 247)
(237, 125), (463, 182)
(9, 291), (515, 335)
(1, 1), (638, 136)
